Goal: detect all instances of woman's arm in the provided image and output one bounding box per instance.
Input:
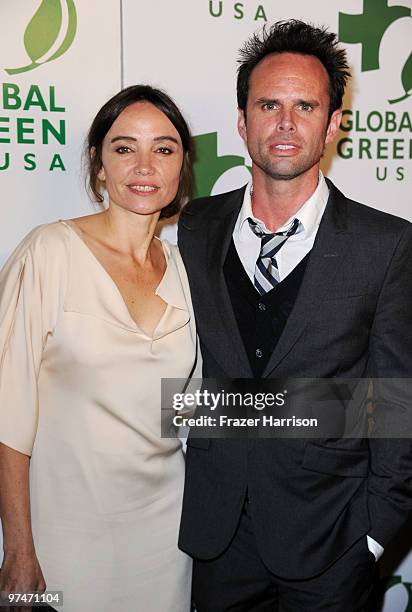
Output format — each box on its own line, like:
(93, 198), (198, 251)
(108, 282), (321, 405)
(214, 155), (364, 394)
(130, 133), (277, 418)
(0, 443), (45, 594)
(0, 227), (67, 603)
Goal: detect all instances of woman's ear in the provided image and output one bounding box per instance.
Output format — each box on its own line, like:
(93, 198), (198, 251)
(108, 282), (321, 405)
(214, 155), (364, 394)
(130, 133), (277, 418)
(90, 147), (105, 182)
(97, 166), (106, 182)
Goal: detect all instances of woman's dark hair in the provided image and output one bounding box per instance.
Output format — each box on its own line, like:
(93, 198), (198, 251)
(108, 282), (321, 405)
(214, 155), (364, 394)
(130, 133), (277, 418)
(237, 20), (350, 119)
(86, 84), (193, 219)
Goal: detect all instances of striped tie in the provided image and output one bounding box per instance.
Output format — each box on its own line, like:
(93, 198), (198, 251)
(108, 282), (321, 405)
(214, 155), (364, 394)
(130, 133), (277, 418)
(248, 217), (300, 295)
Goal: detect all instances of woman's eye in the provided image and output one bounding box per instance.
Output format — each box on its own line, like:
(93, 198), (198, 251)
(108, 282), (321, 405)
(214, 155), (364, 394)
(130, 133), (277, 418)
(115, 146), (132, 154)
(157, 146), (173, 155)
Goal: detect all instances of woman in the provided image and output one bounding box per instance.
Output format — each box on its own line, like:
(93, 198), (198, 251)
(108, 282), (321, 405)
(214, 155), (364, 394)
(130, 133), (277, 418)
(0, 85), (198, 611)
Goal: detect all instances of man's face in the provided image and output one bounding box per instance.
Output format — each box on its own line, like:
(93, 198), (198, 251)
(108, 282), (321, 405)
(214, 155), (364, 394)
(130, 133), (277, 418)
(238, 52), (342, 183)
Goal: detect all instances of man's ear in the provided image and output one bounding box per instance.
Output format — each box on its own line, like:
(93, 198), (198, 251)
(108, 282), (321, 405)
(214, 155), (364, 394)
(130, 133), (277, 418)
(237, 109), (247, 144)
(325, 109), (342, 145)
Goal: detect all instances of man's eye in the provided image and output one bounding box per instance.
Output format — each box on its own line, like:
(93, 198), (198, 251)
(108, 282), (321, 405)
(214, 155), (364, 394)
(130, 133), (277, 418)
(115, 146), (131, 154)
(299, 104), (313, 112)
(262, 103), (276, 111)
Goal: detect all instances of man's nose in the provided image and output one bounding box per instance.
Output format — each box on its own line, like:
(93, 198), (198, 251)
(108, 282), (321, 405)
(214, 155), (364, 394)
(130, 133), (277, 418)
(277, 109), (296, 132)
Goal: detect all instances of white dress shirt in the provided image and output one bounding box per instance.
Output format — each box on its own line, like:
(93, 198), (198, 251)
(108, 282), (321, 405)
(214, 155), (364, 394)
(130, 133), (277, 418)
(232, 171), (384, 562)
(233, 172), (329, 283)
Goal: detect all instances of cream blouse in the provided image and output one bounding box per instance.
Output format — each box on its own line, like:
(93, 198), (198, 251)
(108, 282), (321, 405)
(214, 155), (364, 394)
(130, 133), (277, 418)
(0, 221), (198, 611)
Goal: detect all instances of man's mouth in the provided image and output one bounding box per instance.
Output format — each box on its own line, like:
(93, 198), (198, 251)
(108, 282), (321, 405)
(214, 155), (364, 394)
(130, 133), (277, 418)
(269, 142), (301, 154)
(273, 144), (297, 150)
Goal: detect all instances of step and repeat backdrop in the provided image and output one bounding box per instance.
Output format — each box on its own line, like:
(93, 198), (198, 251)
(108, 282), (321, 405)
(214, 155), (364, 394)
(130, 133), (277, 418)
(1, 1), (412, 610)
(122, 0), (412, 243)
(0, 0), (121, 265)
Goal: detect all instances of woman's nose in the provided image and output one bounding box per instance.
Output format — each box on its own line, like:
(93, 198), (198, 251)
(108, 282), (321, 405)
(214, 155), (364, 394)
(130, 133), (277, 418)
(133, 152), (154, 175)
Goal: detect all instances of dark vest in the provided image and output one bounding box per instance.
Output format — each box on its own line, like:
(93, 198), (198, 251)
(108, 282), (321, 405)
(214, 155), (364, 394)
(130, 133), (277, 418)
(223, 239), (310, 377)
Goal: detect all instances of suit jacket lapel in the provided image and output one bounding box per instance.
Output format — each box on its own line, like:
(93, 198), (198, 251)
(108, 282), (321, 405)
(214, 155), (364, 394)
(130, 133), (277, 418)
(205, 187), (253, 377)
(262, 180), (351, 377)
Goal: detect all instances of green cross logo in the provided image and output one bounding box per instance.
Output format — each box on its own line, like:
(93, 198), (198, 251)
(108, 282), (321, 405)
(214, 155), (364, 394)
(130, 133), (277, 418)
(193, 132), (251, 198)
(5, 0), (77, 75)
(339, 0), (412, 103)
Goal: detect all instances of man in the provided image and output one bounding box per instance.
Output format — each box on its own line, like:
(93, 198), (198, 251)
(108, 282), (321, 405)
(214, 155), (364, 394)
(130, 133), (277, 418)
(178, 20), (412, 611)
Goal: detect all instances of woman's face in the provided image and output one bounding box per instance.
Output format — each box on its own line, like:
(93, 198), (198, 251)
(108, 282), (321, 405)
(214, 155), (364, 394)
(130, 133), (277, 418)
(98, 101), (184, 216)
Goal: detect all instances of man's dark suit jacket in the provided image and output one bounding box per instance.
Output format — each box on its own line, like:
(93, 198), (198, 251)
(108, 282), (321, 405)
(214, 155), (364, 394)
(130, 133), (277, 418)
(177, 179), (412, 580)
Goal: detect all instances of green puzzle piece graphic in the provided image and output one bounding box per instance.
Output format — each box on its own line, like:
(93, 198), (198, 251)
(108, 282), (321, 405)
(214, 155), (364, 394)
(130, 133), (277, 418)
(193, 132), (251, 198)
(339, 0), (411, 71)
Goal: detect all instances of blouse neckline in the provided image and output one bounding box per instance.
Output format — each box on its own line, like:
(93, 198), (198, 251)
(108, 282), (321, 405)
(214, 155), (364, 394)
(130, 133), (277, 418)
(59, 220), (189, 339)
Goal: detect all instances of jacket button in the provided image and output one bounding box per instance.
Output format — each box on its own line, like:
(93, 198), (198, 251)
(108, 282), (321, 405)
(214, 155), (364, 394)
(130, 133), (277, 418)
(255, 348), (263, 358)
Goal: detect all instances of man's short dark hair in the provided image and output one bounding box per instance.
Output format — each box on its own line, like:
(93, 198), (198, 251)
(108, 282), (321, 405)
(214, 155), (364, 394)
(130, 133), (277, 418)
(237, 20), (350, 118)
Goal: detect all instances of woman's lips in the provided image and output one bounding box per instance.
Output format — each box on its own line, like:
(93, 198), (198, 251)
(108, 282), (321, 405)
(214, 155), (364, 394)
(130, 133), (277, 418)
(127, 183), (160, 195)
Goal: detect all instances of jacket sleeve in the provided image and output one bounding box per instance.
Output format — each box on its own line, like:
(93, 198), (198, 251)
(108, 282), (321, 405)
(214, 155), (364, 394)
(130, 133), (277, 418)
(367, 222), (412, 547)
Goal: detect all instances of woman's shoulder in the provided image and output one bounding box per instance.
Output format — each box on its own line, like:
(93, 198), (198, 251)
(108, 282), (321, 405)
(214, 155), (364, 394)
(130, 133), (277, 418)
(32, 219), (71, 241)
(4, 221), (71, 268)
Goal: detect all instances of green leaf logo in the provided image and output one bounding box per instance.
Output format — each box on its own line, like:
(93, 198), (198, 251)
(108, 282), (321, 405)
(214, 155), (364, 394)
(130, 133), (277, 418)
(389, 52), (412, 104)
(5, 0), (77, 75)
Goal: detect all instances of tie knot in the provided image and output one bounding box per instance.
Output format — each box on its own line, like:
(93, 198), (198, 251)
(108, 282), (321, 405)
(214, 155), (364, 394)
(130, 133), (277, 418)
(248, 217), (300, 242)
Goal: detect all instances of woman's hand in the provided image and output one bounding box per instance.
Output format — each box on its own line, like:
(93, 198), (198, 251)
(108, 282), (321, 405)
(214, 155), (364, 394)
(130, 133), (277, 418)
(0, 550), (46, 612)
(0, 549), (46, 591)
(0, 444), (45, 611)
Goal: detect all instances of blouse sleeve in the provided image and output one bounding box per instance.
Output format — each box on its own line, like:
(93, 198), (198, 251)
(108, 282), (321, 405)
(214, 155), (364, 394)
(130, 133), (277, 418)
(0, 224), (66, 455)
